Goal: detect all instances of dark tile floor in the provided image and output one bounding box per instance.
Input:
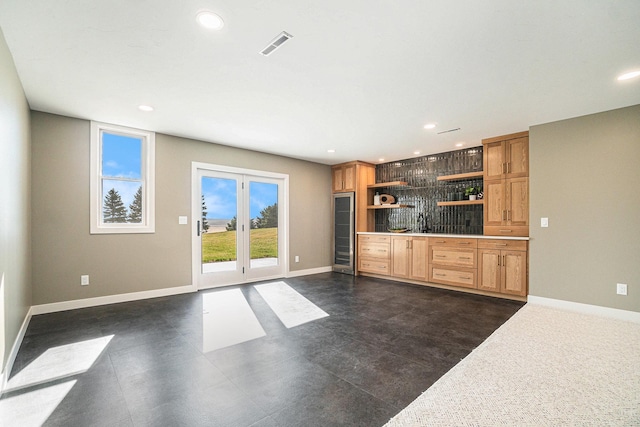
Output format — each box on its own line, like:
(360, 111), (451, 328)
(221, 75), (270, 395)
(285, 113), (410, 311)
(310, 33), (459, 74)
(3, 273), (524, 427)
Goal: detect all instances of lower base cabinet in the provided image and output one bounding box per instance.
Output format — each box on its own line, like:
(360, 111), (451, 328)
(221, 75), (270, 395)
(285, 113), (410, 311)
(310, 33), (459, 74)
(358, 234), (528, 300)
(391, 236), (428, 280)
(478, 240), (528, 297)
(429, 266), (476, 289)
(428, 237), (478, 289)
(358, 235), (391, 276)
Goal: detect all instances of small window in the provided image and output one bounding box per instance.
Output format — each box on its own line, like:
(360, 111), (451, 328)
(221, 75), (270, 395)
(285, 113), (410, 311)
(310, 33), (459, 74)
(90, 122), (155, 234)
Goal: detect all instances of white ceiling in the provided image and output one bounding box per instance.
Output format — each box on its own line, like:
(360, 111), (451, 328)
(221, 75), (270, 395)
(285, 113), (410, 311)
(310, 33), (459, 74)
(1, 0), (639, 165)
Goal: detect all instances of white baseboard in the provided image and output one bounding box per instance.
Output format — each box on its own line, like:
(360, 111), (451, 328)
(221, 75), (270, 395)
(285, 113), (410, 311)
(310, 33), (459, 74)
(1, 306), (33, 394)
(31, 284), (197, 315)
(527, 295), (640, 324)
(287, 266), (332, 277)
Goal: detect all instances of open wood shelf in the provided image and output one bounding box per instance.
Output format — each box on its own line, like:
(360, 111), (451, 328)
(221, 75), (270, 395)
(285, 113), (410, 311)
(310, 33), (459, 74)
(437, 171), (483, 181)
(367, 181), (408, 188)
(367, 204), (414, 209)
(437, 200), (484, 207)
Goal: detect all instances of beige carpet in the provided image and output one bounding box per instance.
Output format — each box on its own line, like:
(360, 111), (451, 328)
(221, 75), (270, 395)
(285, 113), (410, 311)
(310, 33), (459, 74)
(384, 304), (640, 426)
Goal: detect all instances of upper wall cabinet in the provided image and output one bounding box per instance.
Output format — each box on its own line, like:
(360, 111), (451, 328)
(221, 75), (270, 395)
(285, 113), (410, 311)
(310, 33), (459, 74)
(332, 163), (356, 192)
(483, 131), (529, 237)
(483, 131), (529, 180)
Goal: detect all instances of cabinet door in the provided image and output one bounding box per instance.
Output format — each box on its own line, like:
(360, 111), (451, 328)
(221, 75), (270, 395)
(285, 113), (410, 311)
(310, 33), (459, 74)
(506, 177), (529, 227)
(332, 167), (344, 192)
(410, 237), (428, 281)
(484, 141), (505, 181)
(501, 250), (527, 296)
(391, 236), (410, 278)
(343, 164), (356, 191)
(478, 249), (501, 292)
(505, 136), (529, 178)
(483, 180), (505, 227)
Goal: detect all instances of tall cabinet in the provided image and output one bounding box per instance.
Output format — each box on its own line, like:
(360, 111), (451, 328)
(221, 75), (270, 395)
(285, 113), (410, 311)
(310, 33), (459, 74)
(332, 161), (375, 274)
(482, 131), (529, 237)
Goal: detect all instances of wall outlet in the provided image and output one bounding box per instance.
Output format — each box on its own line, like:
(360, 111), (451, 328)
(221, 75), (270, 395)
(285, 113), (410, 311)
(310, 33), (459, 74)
(541, 217), (549, 228)
(178, 216), (188, 225)
(295, 256), (300, 263)
(616, 283), (627, 295)
(81, 275), (89, 286)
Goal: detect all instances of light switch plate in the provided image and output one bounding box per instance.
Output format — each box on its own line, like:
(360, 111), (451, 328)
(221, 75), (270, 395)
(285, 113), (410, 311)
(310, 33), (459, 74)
(178, 216), (188, 225)
(541, 217), (549, 228)
(81, 275), (89, 286)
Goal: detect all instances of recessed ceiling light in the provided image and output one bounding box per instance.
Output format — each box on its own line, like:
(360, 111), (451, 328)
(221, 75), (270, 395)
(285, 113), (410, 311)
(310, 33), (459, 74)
(327, 149), (335, 153)
(197, 11), (224, 30)
(617, 70), (640, 81)
(138, 105), (154, 112)
(378, 158), (385, 162)
(414, 151), (421, 155)
(424, 123), (436, 129)
(455, 142), (464, 147)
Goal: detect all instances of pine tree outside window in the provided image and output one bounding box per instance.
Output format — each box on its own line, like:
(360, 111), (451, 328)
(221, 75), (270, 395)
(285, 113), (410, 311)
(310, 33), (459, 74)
(90, 122), (155, 234)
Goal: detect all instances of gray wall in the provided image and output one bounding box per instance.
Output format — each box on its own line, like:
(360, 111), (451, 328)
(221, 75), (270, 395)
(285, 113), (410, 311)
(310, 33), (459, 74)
(530, 104), (640, 312)
(0, 29), (31, 371)
(31, 112), (331, 305)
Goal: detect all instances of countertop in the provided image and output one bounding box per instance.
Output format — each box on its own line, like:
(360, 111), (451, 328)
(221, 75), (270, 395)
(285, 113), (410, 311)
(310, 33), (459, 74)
(357, 232), (529, 241)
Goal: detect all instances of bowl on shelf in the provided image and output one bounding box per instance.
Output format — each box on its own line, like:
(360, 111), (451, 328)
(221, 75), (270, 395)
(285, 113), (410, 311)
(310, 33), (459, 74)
(387, 228), (410, 233)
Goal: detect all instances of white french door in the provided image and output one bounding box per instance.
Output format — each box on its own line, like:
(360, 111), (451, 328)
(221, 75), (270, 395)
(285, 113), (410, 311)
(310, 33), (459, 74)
(192, 163), (288, 289)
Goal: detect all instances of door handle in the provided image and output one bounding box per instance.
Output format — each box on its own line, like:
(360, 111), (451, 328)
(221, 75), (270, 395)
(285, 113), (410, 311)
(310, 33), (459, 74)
(197, 220), (201, 236)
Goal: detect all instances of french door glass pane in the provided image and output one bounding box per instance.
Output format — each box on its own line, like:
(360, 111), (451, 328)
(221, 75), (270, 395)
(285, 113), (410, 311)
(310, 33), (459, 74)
(201, 177), (237, 273)
(249, 181), (278, 269)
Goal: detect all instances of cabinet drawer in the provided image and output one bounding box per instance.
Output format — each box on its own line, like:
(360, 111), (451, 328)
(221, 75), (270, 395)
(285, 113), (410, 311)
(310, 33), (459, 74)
(359, 258), (390, 275)
(430, 248), (476, 268)
(428, 237), (477, 248)
(477, 239), (527, 251)
(483, 226), (529, 237)
(359, 242), (390, 259)
(359, 234), (391, 244)
(429, 267), (476, 289)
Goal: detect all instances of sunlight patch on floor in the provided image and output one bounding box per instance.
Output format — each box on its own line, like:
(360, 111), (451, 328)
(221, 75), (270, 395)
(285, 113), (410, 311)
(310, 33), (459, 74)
(254, 281), (329, 328)
(0, 380), (76, 427)
(4, 335), (113, 393)
(202, 289), (266, 352)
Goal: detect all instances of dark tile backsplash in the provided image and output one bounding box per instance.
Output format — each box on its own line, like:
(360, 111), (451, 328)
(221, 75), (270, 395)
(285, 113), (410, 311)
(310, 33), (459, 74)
(374, 147), (484, 235)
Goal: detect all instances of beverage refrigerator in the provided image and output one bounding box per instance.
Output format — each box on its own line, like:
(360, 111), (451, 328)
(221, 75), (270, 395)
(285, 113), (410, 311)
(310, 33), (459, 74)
(332, 192), (355, 275)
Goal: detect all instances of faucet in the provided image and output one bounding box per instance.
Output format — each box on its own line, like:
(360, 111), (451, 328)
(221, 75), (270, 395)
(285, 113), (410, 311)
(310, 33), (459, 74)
(418, 213), (431, 233)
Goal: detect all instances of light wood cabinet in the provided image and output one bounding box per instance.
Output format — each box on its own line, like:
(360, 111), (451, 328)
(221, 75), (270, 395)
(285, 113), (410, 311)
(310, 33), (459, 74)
(428, 238), (477, 289)
(358, 233), (528, 301)
(390, 236), (428, 280)
(333, 161), (375, 275)
(332, 163), (356, 192)
(483, 131), (529, 237)
(331, 161), (375, 233)
(483, 177), (529, 236)
(478, 239), (528, 296)
(358, 235), (390, 276)
(483, 131), (529, 180)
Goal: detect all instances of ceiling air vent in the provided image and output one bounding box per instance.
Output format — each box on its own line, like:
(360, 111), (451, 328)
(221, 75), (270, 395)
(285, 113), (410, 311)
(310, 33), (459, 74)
(437, 127), (461, 135)
(260, 31), (293, 56)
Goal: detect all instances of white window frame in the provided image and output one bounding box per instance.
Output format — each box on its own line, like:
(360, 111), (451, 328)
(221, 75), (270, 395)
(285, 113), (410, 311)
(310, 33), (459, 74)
(90, 121), (155, 234)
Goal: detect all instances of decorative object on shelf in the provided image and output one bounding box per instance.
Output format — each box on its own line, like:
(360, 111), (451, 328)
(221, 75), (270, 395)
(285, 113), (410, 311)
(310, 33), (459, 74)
(379, 194), (395, 204)
(477, 191), (483, 200)
(465, 186), (481, 201)
(387, 228), (410, 233)
(374, 192), (381, 205)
